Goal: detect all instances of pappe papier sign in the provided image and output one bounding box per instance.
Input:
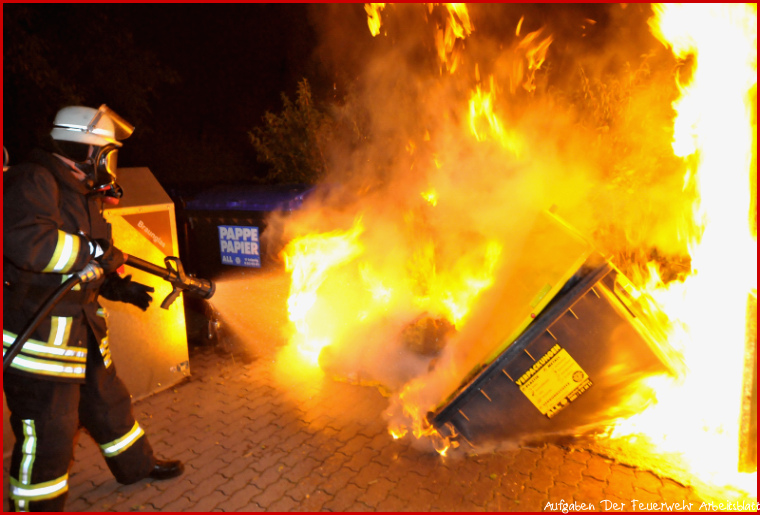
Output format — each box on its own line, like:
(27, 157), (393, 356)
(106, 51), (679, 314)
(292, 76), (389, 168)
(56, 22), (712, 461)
(218, 225), (260, 268)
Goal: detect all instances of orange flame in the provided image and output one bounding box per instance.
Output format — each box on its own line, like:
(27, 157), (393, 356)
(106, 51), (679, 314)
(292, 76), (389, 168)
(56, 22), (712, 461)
(421, 188), (438, 206)
(468, 74), (524, 155)
(283, 218), (365, 365)
(517, 28), (553, 94)
(365, 3), (386, 37)
(364, 3), (473, 72)
(433, 3), (473, 74)
(303, 4), (756, 483)
(509, 25), (553, 94)
(606, 2), (757, 494)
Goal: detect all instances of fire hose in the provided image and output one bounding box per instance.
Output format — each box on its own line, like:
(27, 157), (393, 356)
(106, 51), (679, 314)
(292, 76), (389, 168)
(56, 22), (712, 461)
(3, 254), (215, 372)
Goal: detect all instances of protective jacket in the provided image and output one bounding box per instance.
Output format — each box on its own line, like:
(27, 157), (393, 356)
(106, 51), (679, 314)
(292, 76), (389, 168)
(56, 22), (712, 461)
(3, 149), (155, 512)
(3, 148), (114, 381)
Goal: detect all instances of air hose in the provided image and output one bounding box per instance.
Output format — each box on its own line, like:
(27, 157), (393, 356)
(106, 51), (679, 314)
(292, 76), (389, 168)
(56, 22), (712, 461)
(3, 255), (215, 372)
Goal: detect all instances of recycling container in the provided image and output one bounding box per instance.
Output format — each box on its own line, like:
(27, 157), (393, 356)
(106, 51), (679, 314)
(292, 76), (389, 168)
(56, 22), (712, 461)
(175, 183), (315, 280)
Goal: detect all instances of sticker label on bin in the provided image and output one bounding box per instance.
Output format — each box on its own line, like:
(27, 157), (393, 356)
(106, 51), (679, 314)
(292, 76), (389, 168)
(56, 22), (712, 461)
(218, 225), (260, 268)
(514, 343), (592, 419)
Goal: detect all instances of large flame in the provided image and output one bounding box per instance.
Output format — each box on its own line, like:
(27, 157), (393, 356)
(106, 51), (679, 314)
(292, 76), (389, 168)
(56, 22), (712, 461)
(275, 2), (756, 499)
(282, 207), (505, 366)
(283, 218), (365, 365)
(604, 2), (757, 494)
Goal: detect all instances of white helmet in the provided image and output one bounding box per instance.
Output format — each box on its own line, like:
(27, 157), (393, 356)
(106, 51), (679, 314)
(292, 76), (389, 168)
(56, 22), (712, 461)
(51, 104), (134, 148)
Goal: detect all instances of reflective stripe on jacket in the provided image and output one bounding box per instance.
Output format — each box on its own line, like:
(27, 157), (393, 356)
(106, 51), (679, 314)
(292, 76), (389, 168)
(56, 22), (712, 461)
(3, 149), (112, 381)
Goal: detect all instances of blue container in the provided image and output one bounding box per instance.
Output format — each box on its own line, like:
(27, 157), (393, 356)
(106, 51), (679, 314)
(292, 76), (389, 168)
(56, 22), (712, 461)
(184, 183), (315, 213)
(175, 183), (315, 279)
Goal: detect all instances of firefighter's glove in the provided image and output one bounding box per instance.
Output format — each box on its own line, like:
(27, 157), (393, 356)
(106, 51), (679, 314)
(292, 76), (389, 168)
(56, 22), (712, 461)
(90, 238), (126, 275)
(100, 274), (154, 311)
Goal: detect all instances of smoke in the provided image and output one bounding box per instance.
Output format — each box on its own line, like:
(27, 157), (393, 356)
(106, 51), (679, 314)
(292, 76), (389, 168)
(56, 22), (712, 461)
(265, 4), (695, 440)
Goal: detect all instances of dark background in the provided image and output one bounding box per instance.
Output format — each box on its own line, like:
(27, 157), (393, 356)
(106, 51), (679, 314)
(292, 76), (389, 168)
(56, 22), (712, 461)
(4, 4), (652, 195)
(3, 4), (372, 192)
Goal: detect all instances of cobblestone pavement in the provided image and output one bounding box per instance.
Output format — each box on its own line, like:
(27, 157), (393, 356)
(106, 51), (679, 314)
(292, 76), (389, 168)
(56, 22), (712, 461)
(3, 270), (756, 512)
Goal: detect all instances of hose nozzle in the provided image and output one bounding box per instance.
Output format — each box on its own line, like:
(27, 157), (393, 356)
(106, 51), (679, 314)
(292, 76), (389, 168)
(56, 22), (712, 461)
(125, 255), (215, 309)
(164, 256), (216, 308)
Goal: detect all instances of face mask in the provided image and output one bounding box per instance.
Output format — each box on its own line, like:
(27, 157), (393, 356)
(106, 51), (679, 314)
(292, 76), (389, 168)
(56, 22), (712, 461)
(93, 144), (119, 188)
(75, 145), (124, 201)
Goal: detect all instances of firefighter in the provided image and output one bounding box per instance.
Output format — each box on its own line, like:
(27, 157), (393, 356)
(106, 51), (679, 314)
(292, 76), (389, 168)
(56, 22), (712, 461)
(3, 105), (184, 511)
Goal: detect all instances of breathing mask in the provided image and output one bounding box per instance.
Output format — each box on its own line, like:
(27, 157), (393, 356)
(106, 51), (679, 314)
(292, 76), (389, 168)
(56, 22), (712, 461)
(75, 144), (123, 200)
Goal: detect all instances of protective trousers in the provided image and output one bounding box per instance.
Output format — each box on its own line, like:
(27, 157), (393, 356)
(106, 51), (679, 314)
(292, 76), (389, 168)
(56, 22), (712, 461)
(3, 332), (156, 512)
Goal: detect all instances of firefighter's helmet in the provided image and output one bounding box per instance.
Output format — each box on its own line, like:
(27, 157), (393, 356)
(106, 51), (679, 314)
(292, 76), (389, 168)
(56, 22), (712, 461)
(49, 105), (134, 200)
(51, 105), (134, 148)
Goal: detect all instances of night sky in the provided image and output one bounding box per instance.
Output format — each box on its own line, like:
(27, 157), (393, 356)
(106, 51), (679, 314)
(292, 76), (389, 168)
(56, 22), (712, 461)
(3, 4), (650, 194)
(3, 4), (369, 191)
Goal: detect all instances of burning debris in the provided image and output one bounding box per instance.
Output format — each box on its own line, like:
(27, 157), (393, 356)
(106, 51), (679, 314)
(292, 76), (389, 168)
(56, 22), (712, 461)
(260, 2), (756, 500)
(401, 314), (455, 357)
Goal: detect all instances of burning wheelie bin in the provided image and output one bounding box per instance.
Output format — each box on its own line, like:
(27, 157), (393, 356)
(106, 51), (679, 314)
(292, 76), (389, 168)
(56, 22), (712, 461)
(426, 209), (675, 449)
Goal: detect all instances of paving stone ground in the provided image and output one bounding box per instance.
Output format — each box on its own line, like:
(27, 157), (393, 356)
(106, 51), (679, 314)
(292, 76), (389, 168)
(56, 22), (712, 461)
(3, 268), (756, 512)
